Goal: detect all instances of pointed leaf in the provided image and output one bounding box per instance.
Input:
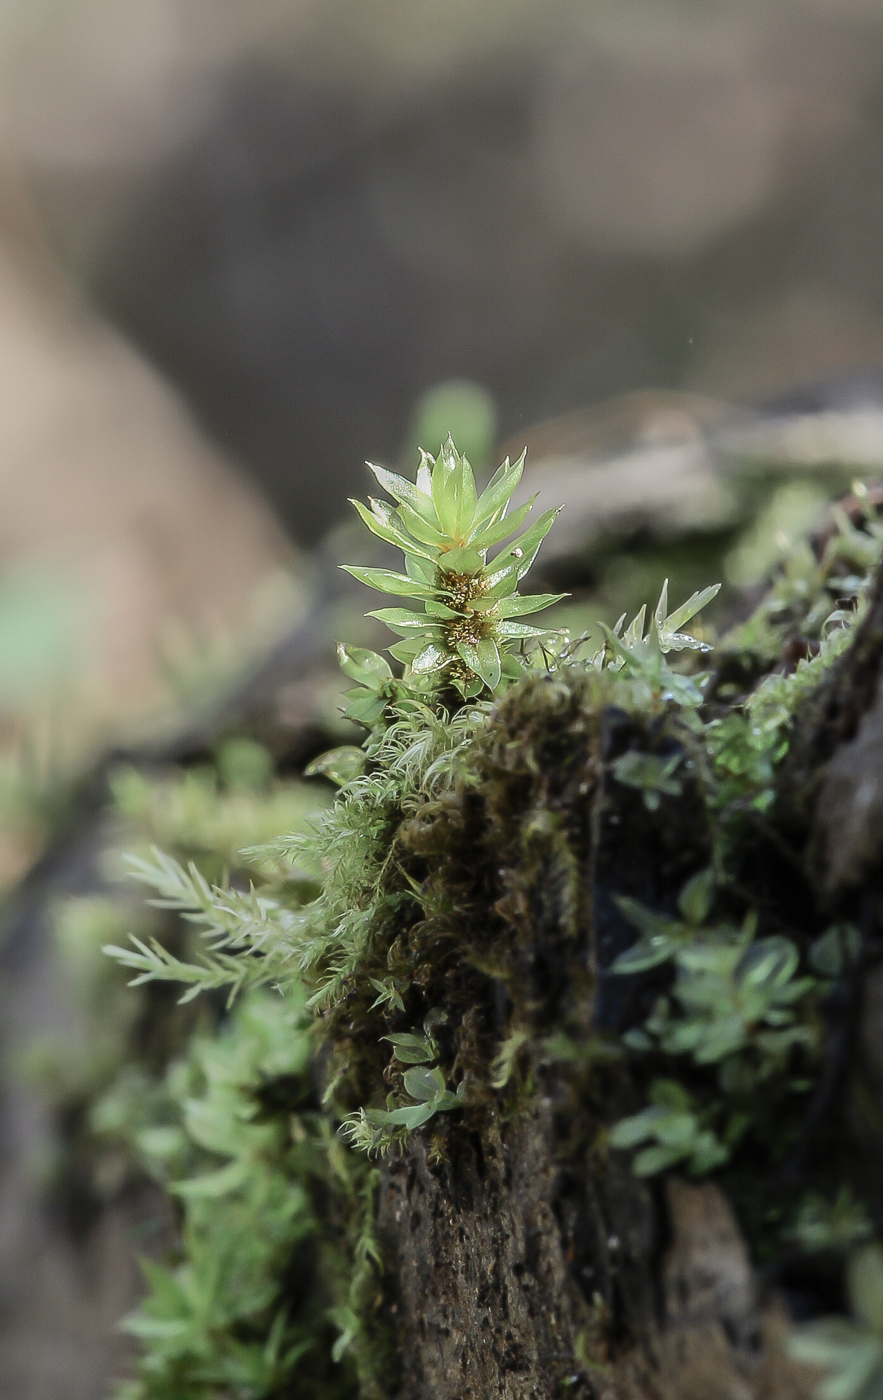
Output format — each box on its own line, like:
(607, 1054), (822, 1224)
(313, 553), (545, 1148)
(624, 605), (647, 646)
(468, 497), (534, 551)
(350, 498), (433, 559)
(389, 638), (423, 663)
(305, 746), (366, 787)
(610, 937), (677, 973)
(342, 565), (435, 598)
(475, 637), (502, 690)
(654, 579), (670, 636)
(367, 1101), (436, 1130)
(431, 442), (460, 536)
(495, 620), (547, 638)
(369, 608), (433, 629)
(437, 545), (483, 574)
(381, 1033), (436, 1064)
(343, 691), (387, 724)
(473, 451), (525, 528)
(664, 583), (721, 634)
(678, 869), (715, 925)
(410, 642), (451, 675)
(424, 598), (461, 619)
(613, 895), (681, 942)
(487, 507), (559, 584)
(367, 461), (434, 520)
(405, 552), (435, 584)
(497, 591), (567, 617)
(483, 561), (520, 599)
(396, 499), (449, 548)
(453, 449), (478, 538)
(416, 451), (433, 496)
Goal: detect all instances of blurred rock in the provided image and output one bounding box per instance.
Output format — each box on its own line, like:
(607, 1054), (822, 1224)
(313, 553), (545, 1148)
(0, 161), (294, 728)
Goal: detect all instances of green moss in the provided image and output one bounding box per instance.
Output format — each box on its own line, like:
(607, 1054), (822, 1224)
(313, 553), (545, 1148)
(41, 449), (883, 1397)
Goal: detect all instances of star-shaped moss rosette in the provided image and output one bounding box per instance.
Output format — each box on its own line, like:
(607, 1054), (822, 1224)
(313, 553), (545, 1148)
(342, 437), (565, 697)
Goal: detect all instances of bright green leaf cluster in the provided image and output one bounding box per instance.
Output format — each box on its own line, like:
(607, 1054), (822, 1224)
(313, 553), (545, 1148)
(343, 436), (565, 696)
(341, 1010), (464, 1156)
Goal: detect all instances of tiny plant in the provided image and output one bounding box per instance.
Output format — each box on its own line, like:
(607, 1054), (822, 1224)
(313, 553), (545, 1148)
(343, 435), (565, 697)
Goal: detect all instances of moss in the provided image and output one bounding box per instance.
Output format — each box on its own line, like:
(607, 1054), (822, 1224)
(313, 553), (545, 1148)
(38, 453), (883, 1398)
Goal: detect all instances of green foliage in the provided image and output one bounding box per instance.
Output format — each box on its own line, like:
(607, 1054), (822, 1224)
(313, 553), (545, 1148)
(81, 453), (883, 1396)
(785, 1189), (874, 1256)
(790, 1245), (883, 1400)
(98, 990), (386, 1400)
(611, 750), (682, 811)
(343, 437), (565, 697)
(608, 1079), (727, 1176)
(107, 994), (321, 1399)
(110, 759), (327, 878)
(610, 872), (819, 1175)
(341, 1011), (464, 1156)
(610, 868), (716, 973)
(107, 699), (487, 1017)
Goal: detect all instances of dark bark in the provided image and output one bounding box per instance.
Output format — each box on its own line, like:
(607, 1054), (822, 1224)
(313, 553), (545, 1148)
(364, 576), (883, 1400)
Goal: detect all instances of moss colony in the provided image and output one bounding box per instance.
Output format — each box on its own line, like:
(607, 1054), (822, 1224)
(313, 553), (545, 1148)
(46, 447), (883, 1398)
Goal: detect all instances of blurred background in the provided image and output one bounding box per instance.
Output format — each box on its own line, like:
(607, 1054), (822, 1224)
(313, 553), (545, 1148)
(4, 0), (883, 731)
(3, 0), (883, 1394)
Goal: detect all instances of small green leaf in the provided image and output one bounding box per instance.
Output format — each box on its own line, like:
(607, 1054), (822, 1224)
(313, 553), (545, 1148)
(351, 498), (434, 558)
(609, 1108), (660, 1148)
(403, 1065), (447, 1102)
(678, 869), (715, 925)
(396, 498), (449, 547)
(649, 1079), (693, 1111)
(336, 644), (392, 687)
(382, 1033), (436, 1064)
(367, 461), (435, 520)
(366, 1101), (435, 1130)
(410, 642), (451, 676)
(663, 583), (721, 634)
(341, 565), (435, 597)
(488, 507), (559, 582)
(495, 620), (547, 638)
(305, 746), (366, 787)
(368, 608), (433, 629)
(437, 545), (483, 574)
(472, 451), (525, 529)
(474, 637), (502, 690)
(610, 937), (677, 973)
(467, 497), (534, 551)
(497, 591), (567, 617)
(809, 924), (862, 977)
(633, 1143), (688, 1175)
